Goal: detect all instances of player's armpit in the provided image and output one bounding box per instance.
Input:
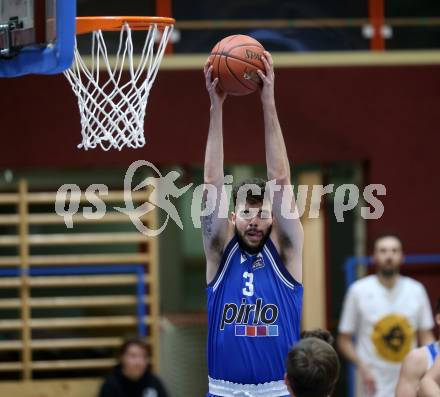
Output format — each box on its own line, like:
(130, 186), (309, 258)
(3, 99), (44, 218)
(419, 357), (440, 397)
(270, 179), (304, 282)
(396, 349), (427, 397)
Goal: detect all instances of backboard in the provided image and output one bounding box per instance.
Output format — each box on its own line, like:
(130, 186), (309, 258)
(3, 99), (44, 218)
(0, 0), (75, 77)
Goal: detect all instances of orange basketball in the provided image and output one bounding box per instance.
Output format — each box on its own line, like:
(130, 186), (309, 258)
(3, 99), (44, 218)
(209, 35), (265, 96)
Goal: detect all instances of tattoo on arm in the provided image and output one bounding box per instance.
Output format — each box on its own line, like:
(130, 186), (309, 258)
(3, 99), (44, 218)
(202, 213), (214, 237)
(201, 189), (213, 238)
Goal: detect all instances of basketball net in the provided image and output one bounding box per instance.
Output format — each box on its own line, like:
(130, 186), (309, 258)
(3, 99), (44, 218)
(64, 23), (173, 151)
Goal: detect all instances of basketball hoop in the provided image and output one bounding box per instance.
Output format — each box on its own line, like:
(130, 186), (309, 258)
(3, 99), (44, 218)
(64, 16), (175, 151)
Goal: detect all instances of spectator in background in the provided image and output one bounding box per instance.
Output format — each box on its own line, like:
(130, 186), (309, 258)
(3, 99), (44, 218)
(337, 233), (434, 397)
(99, 338), (169, 397)
(396, 297), (440, 396)
(420, 356), (440, 397)
(285, 336), (340, 397)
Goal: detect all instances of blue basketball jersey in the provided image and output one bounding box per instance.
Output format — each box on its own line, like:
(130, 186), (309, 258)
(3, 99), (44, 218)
(207, 235), (303, 385)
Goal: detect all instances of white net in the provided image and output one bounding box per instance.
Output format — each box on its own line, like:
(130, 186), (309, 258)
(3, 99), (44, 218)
(64, 22), (173, 151)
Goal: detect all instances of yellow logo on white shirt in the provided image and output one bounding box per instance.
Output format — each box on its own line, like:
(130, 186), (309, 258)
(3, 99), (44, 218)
(371, 314), (414, 363)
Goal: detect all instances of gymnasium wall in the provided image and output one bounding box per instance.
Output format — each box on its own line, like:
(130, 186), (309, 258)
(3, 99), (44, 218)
(0, 63), (439, 254)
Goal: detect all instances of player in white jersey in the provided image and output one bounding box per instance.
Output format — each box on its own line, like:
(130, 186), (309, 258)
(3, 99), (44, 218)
(338, 233), (434, 397)
(396, 298), (440, 397)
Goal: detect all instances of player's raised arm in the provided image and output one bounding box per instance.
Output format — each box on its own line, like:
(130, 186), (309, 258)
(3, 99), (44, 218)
(202, 59), (230, 284)
(257, 51), (304, 283)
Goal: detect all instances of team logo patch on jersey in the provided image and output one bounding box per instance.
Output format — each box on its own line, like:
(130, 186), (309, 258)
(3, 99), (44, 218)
(371, 314), (414, 362)
(235, 325), (278, 337)
(252, 257), (265, 271)
(220, 298), (279, 337)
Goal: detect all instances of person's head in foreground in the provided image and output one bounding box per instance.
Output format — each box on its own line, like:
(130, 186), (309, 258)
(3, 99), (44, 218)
(232, 178), (272, 254)
(372, 233), (404, 279)
(285, 337), (340, 397)
(119, 337), (150, 380)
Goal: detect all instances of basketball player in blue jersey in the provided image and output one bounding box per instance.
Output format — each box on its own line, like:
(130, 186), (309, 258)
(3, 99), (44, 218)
(396, 298), (440, 397)
(202, 51), (304, 397)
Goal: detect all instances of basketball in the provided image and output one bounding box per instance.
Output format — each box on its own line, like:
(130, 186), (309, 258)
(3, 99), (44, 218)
(209, 35), (266, 96)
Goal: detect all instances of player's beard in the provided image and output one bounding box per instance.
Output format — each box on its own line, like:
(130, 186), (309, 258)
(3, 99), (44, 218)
(235, 225), (272, 255)
(378, 261), (400, 278)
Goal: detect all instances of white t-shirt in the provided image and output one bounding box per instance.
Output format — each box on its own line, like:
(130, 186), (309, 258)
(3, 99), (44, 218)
(339, 275), (434, 397)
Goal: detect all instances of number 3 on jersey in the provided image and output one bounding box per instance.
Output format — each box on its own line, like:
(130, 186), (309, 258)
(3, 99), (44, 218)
(242, 272), (254, 296)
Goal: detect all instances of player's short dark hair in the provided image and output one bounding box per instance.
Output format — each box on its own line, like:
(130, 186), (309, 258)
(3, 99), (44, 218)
(301, 329), (335, 346)
(119, 337), (149, 358)
(232, 177), (267, 209)
(286, 337), (340, 397)
(435, 298), (440, 315)
(372, 232), (403, 252)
